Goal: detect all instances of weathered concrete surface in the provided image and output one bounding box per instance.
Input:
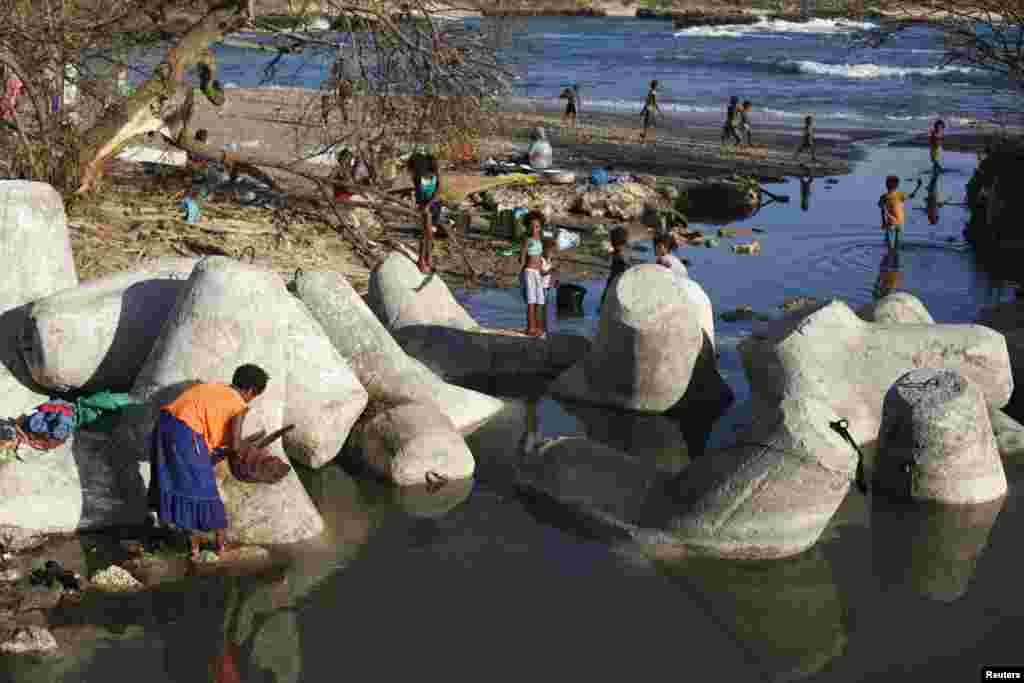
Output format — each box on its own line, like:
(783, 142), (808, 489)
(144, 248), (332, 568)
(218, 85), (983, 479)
(740, 300), (1013, 447)
(132, 257), (323, 545)
(550, 265), (704, 412)
(991, 408), (1024, 460)
(517, 437), (661, 526)
(0, 181), (79, 422)
(354, 402), (475, 486)
(392, 325), (591, 383)
(872, 496), (1004, 602)
(367, 251), (477, 332)
(23, 258), (197, 392)
(282, 297), (368, 469)
(858, 291), (935, 325)
(557, 402), (691, 474)
(0, 433), (148, 552)
(668, 395), (858, 560)
(875, 369), (1006, 504)
(293, 270), (505, 434)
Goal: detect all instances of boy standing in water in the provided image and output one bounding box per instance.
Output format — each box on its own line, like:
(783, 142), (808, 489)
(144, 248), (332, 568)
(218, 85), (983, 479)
(794, 115), (816, 161)
(878, 175), (922, 250)
(929, 119), (945, 173)
(640, 80), (661, 145)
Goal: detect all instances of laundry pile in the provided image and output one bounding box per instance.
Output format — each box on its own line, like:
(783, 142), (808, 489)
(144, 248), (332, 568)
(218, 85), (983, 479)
(0, 391), (141, 458)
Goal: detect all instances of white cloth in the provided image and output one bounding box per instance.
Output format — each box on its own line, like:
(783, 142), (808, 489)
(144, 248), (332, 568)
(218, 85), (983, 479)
(528, 141), (552, 170)
(523, 268), (545, 305)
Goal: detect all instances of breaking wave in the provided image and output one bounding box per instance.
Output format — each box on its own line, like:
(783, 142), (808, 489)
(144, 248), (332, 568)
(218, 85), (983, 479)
(675, 16), (876, 38)
(787, 60), (980, 79)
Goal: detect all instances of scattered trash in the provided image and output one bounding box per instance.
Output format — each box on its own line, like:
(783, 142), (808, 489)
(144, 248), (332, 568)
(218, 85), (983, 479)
(497, 247), (518, 257)
(718, 227), (755, 238)
(721, 305), (773, 322)
(29, 560), (80, 591)
(90, 565), (143, 591)
(704, 237), (720, 248)
(181, 197), (201, 224)
(590, 168), (609, 187)
(556, 228), (580, 250)
(732, 240), (761, 255)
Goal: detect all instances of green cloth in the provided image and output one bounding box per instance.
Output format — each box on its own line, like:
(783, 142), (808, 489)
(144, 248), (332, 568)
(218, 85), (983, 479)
(74, 391), (141, 433)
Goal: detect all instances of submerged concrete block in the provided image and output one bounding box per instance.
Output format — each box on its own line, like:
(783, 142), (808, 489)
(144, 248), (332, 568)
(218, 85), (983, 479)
(876, 369), (1007, 504)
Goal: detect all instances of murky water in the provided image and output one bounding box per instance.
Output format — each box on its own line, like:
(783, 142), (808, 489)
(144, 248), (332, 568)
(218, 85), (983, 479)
(5, 145), (1021, 683)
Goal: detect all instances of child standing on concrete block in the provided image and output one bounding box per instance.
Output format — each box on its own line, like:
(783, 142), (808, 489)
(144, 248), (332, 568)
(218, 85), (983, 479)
(408, 152), (442, 274)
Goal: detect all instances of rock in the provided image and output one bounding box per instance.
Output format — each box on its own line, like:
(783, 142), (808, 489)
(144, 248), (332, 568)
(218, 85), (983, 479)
(780, 296), (819, 314)
(23, 258), (197, 392)
(391, 326), (590, 383)
(0, 568), (22, 582)
(991, 408), (1024, 460)
(572, 182), (658, 221)
(668, 395), (857, 560)
(0, 182), (79, 428)
(89, 565), (143, 592)
(731, 240), (760, 255)
(387, 478), (474, 518)
(872, 496), (1003, 602)
(0, 182), (77, 313)
(858, 292), (935, 325)
(0, 434), (149, 552)
(132, 257), (324, 545)
(367, 251), (477, 332)
(516, 437), (659, 526)
(355, 402), (475, 486)
(18, 586), (63, 612)
(875, 369), (1007, 504)
(292, 270), (505, 434)
(0, 626), (58, 655)
(550, 265), (704, 412)
(739, 300), (1013, 447)
(282, 298), (368, 469)
(249, 611), (302, 683)
(348, 207), (381, 234)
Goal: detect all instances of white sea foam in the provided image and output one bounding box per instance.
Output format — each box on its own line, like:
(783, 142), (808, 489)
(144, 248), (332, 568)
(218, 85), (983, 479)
(675, 16), (876, 39)
(788, 60), (978, 79)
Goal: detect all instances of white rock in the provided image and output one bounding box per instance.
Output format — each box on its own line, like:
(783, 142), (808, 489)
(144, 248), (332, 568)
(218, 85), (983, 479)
(367, 251), (478, 331)
(90, 565), (143, 591)
(0, 626), (58, 655)
(858, 291), (935, 325)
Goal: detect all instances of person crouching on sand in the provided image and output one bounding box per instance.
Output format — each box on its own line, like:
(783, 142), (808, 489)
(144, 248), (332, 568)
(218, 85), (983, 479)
(148, 364), (269, 561)
(520, 211), (547, 337)
(408, 152), (442, 274)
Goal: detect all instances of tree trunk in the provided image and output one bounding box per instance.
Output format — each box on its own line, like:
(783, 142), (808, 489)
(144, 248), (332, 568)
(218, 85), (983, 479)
(75, 2), (245, 193)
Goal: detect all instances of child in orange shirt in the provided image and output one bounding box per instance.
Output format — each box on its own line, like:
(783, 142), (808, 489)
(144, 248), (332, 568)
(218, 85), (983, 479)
(878, 175), (922, 251)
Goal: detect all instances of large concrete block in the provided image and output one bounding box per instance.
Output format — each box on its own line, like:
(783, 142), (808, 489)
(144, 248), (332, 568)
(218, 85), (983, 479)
(23, 258), (197, 391)
(858, 291), (935, 325)
(292, 270), (505, 434)
(367, 251), (477, 331)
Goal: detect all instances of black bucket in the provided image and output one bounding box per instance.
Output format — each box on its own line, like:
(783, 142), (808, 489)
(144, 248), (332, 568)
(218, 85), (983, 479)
(557, 283), (586, 315)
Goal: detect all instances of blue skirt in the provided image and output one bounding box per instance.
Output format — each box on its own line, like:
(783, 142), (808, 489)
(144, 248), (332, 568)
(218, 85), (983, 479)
(148, 411), (228, 532)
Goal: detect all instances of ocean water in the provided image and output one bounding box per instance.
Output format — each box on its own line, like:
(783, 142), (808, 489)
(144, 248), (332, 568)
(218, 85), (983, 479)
(474, 15), (1020, 130)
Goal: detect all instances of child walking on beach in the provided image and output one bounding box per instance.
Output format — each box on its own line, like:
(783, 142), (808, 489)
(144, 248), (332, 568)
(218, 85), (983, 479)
(929, 119), (945, 173)
(520, 211), (547, 337)
(739, 101), (753, 147)
(640, 80), (662, 145)
(721, 96), (742, 146)
(540, 238), (558, 335)
(408, 152), (442, 274)
(794, 115), (816, 161)
(149, 364), (269, 561)
(878, 175), (922, 251)
(561, 84), (579, 129)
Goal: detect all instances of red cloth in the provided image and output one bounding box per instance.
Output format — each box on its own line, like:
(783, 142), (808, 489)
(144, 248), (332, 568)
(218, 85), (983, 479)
(209, 640), (241, 683)
(34, 402), (74, 417)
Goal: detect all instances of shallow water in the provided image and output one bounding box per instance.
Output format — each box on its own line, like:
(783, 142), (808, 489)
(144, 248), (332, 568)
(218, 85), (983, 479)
(4, 148), (1021, 683)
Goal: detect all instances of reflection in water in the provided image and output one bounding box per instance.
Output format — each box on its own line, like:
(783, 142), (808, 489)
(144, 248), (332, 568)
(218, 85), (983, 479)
(871, 496), (1004, 602)
(657, 548), (847, 682)
(799, 168), (814, 212)
(914, 171), (943, 226)
(873, 247), (903, 300)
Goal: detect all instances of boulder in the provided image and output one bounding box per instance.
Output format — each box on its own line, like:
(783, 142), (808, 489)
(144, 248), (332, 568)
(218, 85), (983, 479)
(739, 300), (1013, 447)
(858, 292), (935, 325)
(872, 496), (1004, 602)
(668, 395), (858, 560)
(0, 433), (148, 552)
(0, 626), (58, 655)
(292, 270), (505, 433)
(391, 325), (590, 383)
(281, 297), (368, 469)
(572, 182), (658, 221)
(0, 181), (78, 422)
(367, 251), (477, 332)
(550, 265), (704, 412)
(132, 257), (323, 545)
(516, 437), (659, 526)
(354, 402), (475, 486)
(875, 369), (1006, 504)
(23, 258), (198, 392)
(991, 408), (1024, 460)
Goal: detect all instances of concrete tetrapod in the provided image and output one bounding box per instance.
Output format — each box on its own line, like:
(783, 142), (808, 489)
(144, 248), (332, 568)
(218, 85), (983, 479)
(0, 181), (78, 419)
(875, 369), (1007, 504)
(281, 296), (368, 468)
(132, 257), (323, 545)
(354, 402), (475, 486)
(23, 258), (198, 392)
(991, 408), (1024, 460)
(291, 270), (505, 434)
(550, 264), (705, 413)
(857, 291), (935, 325)
(739, 300), (1013, 447)
(668, 394), (859, 560)
(366, 251), (477, 331)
